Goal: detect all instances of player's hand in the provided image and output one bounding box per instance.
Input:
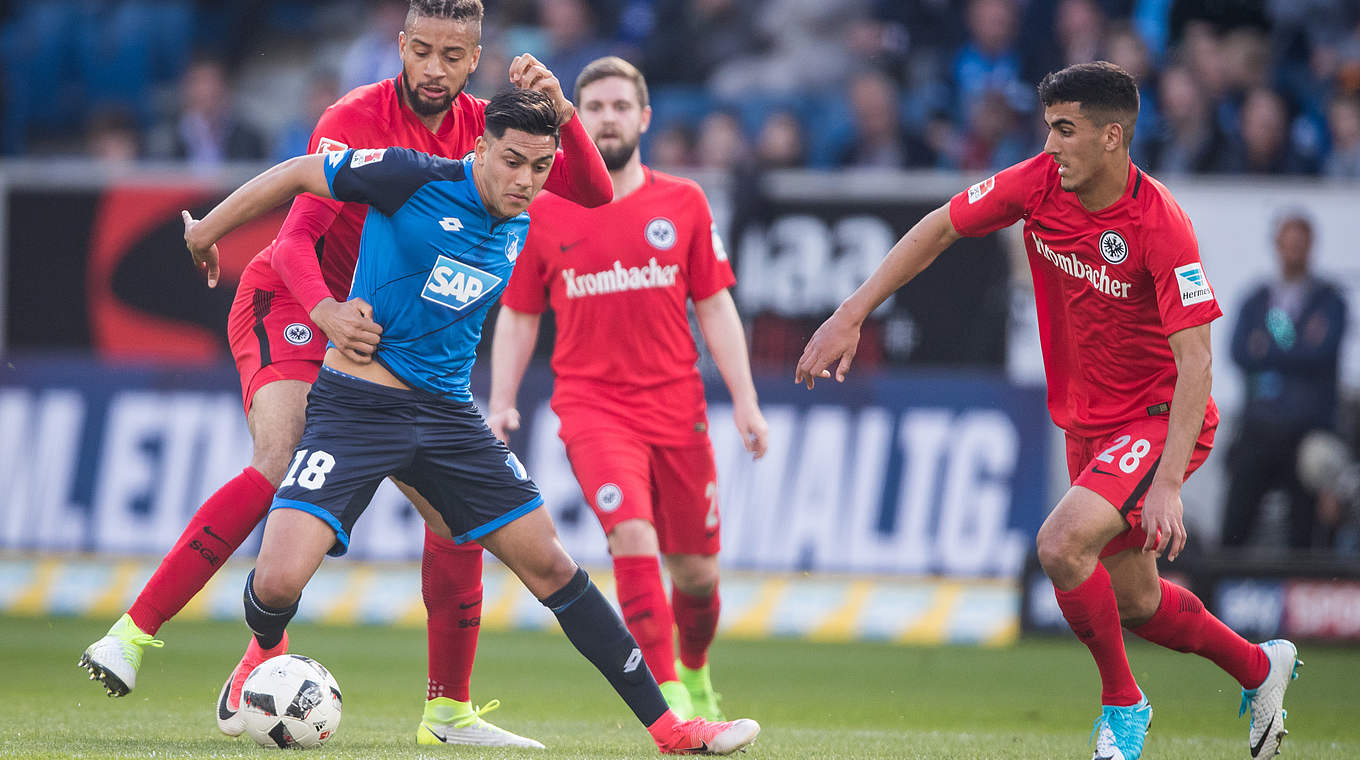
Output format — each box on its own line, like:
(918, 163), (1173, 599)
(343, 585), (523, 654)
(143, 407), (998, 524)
(1140, 479), (1188, 561)
(794, 311), (861, 389)
(310, 297), (382, 364)
(733, 400), (769, 460)
(487, 407), (521, 443)
(181, 210), (220, 288)
(509, 53), (574, 125)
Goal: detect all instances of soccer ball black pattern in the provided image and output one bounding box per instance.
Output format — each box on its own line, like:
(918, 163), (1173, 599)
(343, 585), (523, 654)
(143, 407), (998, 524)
(240, 654), (342, 749)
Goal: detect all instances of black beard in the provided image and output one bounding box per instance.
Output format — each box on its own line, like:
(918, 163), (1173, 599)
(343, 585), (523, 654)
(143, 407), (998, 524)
(404, 79), (456, 117)
(598, 138), (638, 171)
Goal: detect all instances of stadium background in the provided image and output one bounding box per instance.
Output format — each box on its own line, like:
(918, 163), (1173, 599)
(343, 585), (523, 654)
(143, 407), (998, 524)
(1, 2), (1359, 757)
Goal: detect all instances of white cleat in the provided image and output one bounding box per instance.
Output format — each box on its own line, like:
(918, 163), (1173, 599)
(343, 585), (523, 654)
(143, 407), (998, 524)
(77, 614), (163, 697)
(1241, 639), (1302, 758)
(662, 717), (761, 755)
(417, 698), (546, 748)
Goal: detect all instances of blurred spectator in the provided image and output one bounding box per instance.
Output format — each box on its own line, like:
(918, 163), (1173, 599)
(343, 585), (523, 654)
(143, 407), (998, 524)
(647, 122), (696, 167)
(834, 70), (932, 169)
(694, 110), (748, 171)
(1105, 22), (1161, 161)
(644, 0), (763, 86)
(1144, 64), (1226, 174)
(1324, 94), (1360, 178)
(84, 106), (141, 165)
(754, 110), (806, 169)
(1215, 87), (1317, 174)
(953, 0), (1025, 116)
(537, 0), (619, 102)
(147, 56), (266, 166)
(338, 0), (406, 91)
(1054, 0), (1107, 69)
(708, 0), (865, 98)
(1223, 212), (1349, 549)
(947, 87), (1028, 171)
(273, 70), (342, 162)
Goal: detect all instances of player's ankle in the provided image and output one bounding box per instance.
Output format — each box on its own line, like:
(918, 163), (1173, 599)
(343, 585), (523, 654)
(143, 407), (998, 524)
(646, 710), (683, 746)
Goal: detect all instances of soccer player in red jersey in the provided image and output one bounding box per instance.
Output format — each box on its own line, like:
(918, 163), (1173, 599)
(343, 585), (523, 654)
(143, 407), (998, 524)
(79, 1), (610, 747)
(487, 56), (769, 721)
(796, 62), (1300, 760)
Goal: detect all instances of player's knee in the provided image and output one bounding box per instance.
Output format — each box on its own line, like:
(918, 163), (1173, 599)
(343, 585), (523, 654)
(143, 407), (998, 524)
(249, 441), (298, 487)
(1114, 584), (1161, 626)
(607, 519), (659, 556)
(1035, 524), (1082, 580)
(667, 554), (719, 595)
(250, 564), (303, 609)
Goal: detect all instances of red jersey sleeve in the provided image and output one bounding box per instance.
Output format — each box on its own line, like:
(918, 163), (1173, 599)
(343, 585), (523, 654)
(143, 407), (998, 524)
(1144, 204), (1222, 335)
(270, 104), (362, 313)
(684, 186), (735, 302)
(541, 113), (613, 207)
(948, 154), (1050, 237)
(501, 212), (550, 314)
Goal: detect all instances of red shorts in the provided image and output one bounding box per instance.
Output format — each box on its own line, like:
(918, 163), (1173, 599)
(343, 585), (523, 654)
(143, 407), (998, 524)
(1066, 415), (1217, 558)
(227, 265), (326, 412)
(563, 431), (720, 556)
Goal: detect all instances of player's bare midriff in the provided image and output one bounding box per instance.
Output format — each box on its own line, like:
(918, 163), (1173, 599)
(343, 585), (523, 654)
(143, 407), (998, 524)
(323, 347), (410, 390)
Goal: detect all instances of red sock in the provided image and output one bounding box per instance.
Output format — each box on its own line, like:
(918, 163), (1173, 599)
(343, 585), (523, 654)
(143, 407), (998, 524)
(127, 467), (274, 635)
(613, 555), (678, 683)
(1129, 578), (1269, 689)
(422, 528), (483, 702)
(646, 709), (683, 747)
(1053, 563), (1142, 706)
(672, 584), (720, 670)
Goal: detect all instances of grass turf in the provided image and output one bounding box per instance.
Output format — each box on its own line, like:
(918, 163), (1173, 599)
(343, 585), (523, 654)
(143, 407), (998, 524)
(1, 614), (1355, 759)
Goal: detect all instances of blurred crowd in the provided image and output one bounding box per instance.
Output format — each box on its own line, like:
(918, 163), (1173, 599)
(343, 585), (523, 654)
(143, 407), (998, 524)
(5, 0), (1360, 178)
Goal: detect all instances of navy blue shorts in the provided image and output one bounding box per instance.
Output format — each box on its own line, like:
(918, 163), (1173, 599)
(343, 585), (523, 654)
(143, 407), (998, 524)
(271, 367), (542, 556)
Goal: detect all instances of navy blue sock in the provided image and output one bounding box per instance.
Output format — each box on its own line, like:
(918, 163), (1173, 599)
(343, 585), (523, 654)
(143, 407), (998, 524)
(542, 567), (669, 726)
(243, 570), (297, 649)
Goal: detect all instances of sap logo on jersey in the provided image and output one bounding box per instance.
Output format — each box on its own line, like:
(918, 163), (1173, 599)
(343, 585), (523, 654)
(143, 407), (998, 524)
(1174, 262), (1213, 306)
(421, 255), (503, 311)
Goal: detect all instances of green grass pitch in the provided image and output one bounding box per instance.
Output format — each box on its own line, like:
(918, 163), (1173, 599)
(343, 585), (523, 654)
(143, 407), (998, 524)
(2, 615), (1356, 759)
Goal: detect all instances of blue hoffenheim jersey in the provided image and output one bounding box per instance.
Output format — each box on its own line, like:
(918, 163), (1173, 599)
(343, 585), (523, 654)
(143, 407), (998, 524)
(323, 147), (528, 401)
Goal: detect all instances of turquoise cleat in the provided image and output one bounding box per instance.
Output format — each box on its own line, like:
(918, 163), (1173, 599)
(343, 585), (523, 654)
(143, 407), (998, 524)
(1090, 690), (1152, 760)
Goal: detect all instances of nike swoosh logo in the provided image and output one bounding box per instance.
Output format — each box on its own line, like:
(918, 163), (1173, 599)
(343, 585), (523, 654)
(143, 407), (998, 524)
(676, 740), (709, 753)
(1091, 465), (1117, 477)
(458, 601), (479, 610)
(202, 525), (229, 545)
(423, 724), (453, 743)
(217, 676), (237, 721)
(559, 240), (585, 252)
(1251, 713), (1275, 757)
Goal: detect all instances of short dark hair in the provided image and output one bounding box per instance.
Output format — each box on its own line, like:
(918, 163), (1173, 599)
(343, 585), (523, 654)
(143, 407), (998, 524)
(485, 89), (560, 145)
(1037, 61), (1140, 146)
(406, 0), (483, 29)
(574, 56), (649, 109)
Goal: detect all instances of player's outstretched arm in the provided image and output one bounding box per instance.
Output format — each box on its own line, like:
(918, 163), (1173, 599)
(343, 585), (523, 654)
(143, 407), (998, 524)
(1141, 322), (1213, 561)
(795, 202), (962, 388)
(695, 288), (768, 459)
(487, 306), (542, 443)
(183, 154), (335, 284)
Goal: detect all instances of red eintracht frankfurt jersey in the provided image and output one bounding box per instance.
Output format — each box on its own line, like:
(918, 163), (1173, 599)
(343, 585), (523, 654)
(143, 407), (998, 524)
(502, 167), (735, 446)
(949, 154), (1222, 436)
(244, 76), (605, 314)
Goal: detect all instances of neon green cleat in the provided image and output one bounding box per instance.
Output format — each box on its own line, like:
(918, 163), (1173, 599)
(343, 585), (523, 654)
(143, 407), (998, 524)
(77, 613), (164, 697)
(660, 679), (696, 720)
(677, 661), (725, 721)
(416, 697), (545, 748)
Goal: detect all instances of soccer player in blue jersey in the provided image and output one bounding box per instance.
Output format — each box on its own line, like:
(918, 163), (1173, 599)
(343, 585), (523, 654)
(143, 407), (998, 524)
(179, 89), (759, 755)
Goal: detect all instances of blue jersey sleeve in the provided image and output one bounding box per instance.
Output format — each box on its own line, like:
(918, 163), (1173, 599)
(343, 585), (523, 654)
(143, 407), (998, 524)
(324, 146), (463, 216)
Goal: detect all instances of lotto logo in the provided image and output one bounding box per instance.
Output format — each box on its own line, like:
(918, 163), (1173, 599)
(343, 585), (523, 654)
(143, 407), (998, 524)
(421, 255), (502, 311)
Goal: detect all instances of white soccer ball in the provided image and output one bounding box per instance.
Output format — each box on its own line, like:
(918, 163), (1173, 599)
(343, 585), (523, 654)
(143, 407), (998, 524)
(240, 654), (343, 749)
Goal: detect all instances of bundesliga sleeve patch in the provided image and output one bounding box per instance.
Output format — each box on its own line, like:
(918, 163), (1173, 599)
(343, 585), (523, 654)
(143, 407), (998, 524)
(1174, 263), (1213, 306)
(967, 175), (995, 204)
(711, 222), (728, 261)
(315, 137), (348, 153)
(350, 148), (385, 168)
